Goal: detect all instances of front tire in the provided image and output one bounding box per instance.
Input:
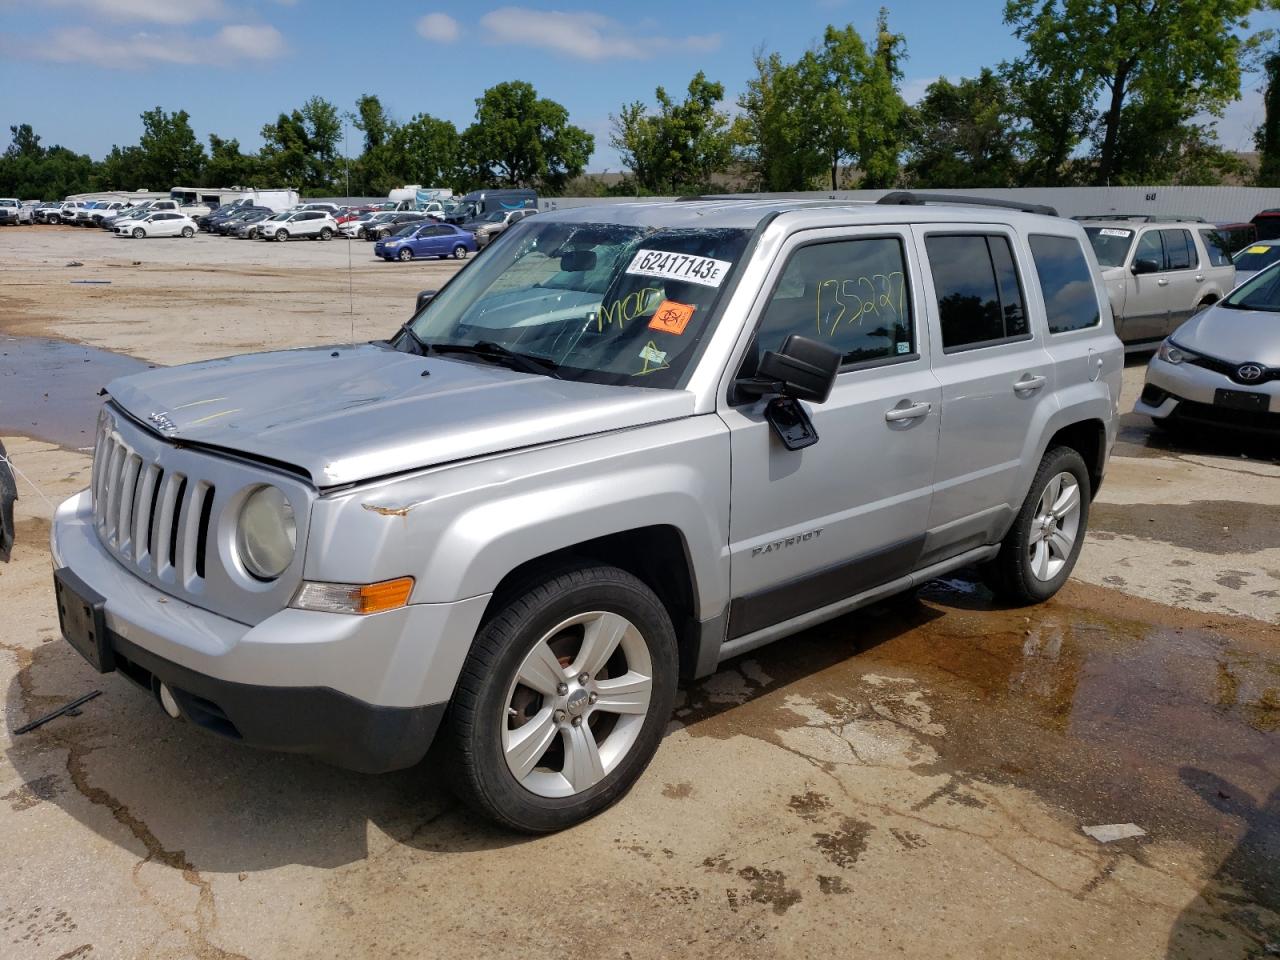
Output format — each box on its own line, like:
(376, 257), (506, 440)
(453, 244), (468, 260)
(446, 564), (678, 833)
(275, 229), (288, 242)
(984, 446), (1090, 605)
(132, 227), (144, 239)
(397, 247), (413, 261)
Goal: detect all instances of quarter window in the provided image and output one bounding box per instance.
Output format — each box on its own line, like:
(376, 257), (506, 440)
(752, 237), (914, 368)
(1028, 235), (1101, 334)
(925, 234), (1029, 350)
(1199, 229), (1232, 267)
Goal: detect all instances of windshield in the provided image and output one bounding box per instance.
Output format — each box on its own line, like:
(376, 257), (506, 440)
(407, 219), (751, 388)
(482, 211), (507, 223)
(1084, 226), (1135, 267)
(1223, 262), (1280, 312)
(1232, 243), (1280, 272)
(267, 212), (290, 221)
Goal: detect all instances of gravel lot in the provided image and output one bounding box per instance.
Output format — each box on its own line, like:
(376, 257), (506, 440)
(1, 225), (1277, 960)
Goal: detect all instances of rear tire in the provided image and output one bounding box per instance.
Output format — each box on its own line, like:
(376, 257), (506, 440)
(453, 244), (468, 260)
(180, 226), (194, 238)
(983, 446), (1090, 605)
(445, 564), (678, 833)
(319, 227), (333, 240)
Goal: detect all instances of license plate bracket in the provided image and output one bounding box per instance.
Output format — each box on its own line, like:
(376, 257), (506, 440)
(53, 568), (114, 674)
(1214, 388), (1269, 411)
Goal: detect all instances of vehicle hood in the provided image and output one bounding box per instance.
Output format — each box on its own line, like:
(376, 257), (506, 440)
(105, 344), (695, 488)
(1172, 304), (1280, 366)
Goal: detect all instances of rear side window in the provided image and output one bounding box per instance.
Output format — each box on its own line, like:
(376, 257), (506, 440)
(1199, 229), (1232, 267)
(1028, 235), (1101, 334)
(754, 236), (913, 367)
(925, 234), (1029, 351)
(1161, 229), (1195, 270)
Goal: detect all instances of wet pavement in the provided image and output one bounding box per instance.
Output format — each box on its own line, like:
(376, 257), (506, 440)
(0, 336), (151, 449)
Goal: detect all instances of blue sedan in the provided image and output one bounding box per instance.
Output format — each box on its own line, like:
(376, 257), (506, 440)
(375, 222), (477, 261)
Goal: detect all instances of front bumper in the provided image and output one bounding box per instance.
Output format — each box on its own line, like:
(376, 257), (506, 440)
(52, 490), (490, 772)
(1136, 356), (1280, 432)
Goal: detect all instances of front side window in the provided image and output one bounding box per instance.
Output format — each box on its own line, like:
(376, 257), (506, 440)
(1028, 235), (1101, 334)
(925, 234), (1029, 351)
(408, 219), (751, 388)
(1134, 230), (1164, 268)
(752, 237), (913, 368)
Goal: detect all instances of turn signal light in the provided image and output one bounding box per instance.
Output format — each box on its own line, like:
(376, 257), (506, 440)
(291, 577), (415, 615)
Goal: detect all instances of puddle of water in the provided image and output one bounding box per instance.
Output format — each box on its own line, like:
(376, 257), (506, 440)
(0, 336), (153, 449)
(682, 574), (1280, 913)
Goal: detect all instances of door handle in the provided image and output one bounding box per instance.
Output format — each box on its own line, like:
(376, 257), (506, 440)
(884, 401), (931, 422)
(1013, 374), (1047, 392)
(1195, 274), (1205, 282)
(1157, 278), (1170, 286)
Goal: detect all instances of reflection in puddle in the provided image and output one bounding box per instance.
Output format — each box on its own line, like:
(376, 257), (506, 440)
(0, 336), (152, 448)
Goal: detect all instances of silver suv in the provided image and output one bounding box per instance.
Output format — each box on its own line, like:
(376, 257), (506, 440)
(1081, 217), (1235, 348)
(51, 194), (1123, 832)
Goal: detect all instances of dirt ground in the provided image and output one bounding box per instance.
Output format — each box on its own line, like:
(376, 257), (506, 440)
(1, 225), (1277, 960)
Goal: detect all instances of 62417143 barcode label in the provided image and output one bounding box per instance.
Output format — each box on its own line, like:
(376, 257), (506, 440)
(625, 249), (732, 288)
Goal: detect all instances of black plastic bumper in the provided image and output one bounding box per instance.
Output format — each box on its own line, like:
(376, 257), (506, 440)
(108, 631), (446, 774)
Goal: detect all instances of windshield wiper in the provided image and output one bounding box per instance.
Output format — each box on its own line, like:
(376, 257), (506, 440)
(429, 341), (560, 377)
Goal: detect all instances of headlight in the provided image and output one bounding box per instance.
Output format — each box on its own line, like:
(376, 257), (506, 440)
(1156, 339), (1195, 364)
(236, 485), (296, 580)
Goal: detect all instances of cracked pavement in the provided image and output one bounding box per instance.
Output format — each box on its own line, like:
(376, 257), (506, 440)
(1, 230), (1278, 959)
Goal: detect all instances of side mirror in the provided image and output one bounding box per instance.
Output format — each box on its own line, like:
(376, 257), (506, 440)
(1131, 258), (1160, 275)
(750, 335), (842, 403)
(414, 290), (437, 314)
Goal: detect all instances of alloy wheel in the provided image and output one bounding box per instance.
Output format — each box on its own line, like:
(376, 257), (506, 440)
(1027, 471), (1081, 581)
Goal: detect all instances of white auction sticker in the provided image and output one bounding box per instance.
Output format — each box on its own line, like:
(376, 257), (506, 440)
(639, 343), (668, 365)
(1099, 228), (1132, 238)
(625, 249), (732, 288)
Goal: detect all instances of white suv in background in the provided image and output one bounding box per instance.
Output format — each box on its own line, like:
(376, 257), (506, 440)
(259, 210), (337, 242)
(1080, 217), (1235, 349)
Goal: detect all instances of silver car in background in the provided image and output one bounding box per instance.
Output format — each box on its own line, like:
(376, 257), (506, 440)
(1229, 239), (1280, 287)
(1137, 260), (1280, 435)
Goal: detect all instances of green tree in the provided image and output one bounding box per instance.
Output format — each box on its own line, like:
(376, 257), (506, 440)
(0, 125), (96, 197)
(610, 72), (737, 194)
(135, 107), (206, 186)
(737, 50), (826, 190)
(904, 70), (1025, 188)
(204, 134), (260, 187)
(259, 96), (342, 192)
(1006, 0), (1262, 185)
(856, 9), (909, 188)
(388, 114), (462, 192)
(1256, 52), (1280, 185)
(95, 144), (149, 190)
(462, 81), (594, 193)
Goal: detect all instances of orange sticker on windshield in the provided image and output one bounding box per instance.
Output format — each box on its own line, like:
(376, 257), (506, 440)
(648, 300), (696, 335)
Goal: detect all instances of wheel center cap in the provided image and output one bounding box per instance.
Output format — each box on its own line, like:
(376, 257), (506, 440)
(565, 687), (590, 717)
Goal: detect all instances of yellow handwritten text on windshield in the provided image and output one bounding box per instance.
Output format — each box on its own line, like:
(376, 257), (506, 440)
(597, 287), (664, 332)
(815, 272), (906, 337)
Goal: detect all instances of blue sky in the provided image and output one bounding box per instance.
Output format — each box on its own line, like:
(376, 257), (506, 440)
(1, 0), (1277, 173)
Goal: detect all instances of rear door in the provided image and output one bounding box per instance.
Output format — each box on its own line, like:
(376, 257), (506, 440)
(915, 224), (1057, 562)
(722, 225), (940, 639)
(1160, 228), (1203, 333)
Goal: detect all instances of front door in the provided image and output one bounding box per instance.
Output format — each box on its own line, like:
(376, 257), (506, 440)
(721, 226), (940, 640)
(1121, 229), (1172, 343)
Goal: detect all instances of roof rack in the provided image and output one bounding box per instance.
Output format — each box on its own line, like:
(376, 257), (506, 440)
(1073, 213), (1207, 223)
(876, 191), (1058, 217)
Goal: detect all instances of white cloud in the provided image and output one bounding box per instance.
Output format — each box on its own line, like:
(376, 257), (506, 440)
(416, 12), (460, 43)
(42, 0), (229, 25)
(475, 7), (720, 61)
(33, 24), (285, 68)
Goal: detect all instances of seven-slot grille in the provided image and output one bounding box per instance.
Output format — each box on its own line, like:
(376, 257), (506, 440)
(92, 427), (215, 585)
